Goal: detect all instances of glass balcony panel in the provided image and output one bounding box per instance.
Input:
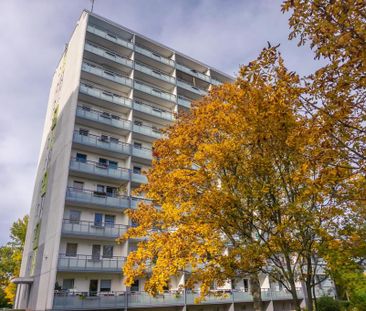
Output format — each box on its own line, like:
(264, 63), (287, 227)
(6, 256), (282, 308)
(177, 96), (191, 108)
(176, 63), (210, 82)
(131, 173), (148, 184)
(211, 78), (221, 86)
(232, 290), (253, 302)
(76, 106), (132, 131)
(84, 42), (133, 68)
(58, 254), (126, 272)
(132, 146), (152, 160)
(62, 219), (128, 238)
(73, 132), (131, 156)
(135, 63), (175, 84)
(87, 25), (133, 49)
(66, 187), (130, 209)
(133, 124), (162, 139)
(130, 197), (153, 209)
(135, 45), (174, 66)
(128, 291), (184, 307)
(79, 83), (132, 108)
(186, 291), (233, 305)
(82, 62), (132, 87)
(134, 81), (176, 102)
(177, 80), (207, 96)
(133, 101), (174, 121)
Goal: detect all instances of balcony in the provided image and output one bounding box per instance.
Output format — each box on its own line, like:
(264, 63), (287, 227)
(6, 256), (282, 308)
(69, 158), (130, 182)
(133, 124), (162, 141)
(57, 254), (126, 273)
(65, 187), (130, 210)
(135, 45), (174, 67)
(130, 197), (153, 209)
(134, 81), (176, 105)
(134, 63), (175, 88)
(133, 100), (174, 123)
(176, 63), (210, 83)
(131, 173), (148, 184)
(177, 79), (208, 97)
(53, 289), (306, 310)
(81, 62), (132, 91)
(84, 42), (133, 73)
(76, 106), (131, 133)
(79, 83), (132, 112)
(211, 78), (221, 86)
(72, 132), (131, 158)
(61, 219), (128, 239)
(132, 145), (153, 162)
(86, 25), (133, 54)
(177, 96), (191, 108)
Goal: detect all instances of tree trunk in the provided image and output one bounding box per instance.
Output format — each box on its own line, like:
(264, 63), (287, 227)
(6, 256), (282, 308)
(306, 281), (314, 311)
(288, 279), (302, 311)
(249, 272), (263, 311)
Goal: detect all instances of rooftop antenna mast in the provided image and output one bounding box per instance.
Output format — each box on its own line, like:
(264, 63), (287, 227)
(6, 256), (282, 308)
(90, 0), (95, 12)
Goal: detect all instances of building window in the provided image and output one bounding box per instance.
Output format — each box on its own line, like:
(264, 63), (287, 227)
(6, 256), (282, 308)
(94, 213), (103, 226)
(111, 114), (120, 120)
(130, 280), (139, 292)
(65, 243), (77, 257)
(69, 210), (81, 224)
(134, 142), (142, 149)
(96, 184), (105, 193)
(110, 137), (119, 144)
(106, 186), (117, 197)
(62, 279), (74, 290)
(100, 280), (112, 292)
(104, 215), (115, 227)
(79, 128), (89, 136)
(98, 158), (108, 168)
(133, 166), (142, 174)
(103, 245), (113, 258)
(92, 245), (101, 260)
(73, 181), (84, 190)
(109, 160), (118, 169)
(76, 153), (87, 163)
(82, 105), (91, 111)
(134, 120), (143, 126)
(100, 134), (109, 142)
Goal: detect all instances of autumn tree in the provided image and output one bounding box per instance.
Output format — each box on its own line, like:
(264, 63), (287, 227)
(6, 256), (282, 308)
(0, 215), (28, 305)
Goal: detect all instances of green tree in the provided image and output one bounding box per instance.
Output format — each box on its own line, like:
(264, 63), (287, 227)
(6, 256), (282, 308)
(0, 215), (28, 305)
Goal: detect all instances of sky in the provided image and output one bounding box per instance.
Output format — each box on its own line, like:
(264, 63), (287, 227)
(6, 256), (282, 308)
(0, 0), (325, 245)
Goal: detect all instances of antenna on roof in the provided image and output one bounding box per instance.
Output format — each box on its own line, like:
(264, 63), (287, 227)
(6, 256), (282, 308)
(90, 0), (95, 12)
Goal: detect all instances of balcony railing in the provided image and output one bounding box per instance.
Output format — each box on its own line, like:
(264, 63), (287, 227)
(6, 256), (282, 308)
(135, 63), (175, 84)
(134, 81), (176, 102)
(58, 254), (126, 272)
(76, 106), (132, 131)
(177, 96), (191, 108)
(53, 289), (306, 310)
(133, 100), (174, 121)
(133, 124), (162, 139)
(87, 25), (133, 50)
(82, 62), (132, 87)
(62, 219), (128, 238)
(176, 63), (210, 82)
(69, 158), (130, 181)
(132, 146), (153, 160)
(79, 83), (132, 109)
(73, 132), (131, 156)
(135, 45), (175, 67)
(84, 42), (133, 68)
(66, 187), (130, 209)
(131, 173), (148, 184)
(211, 78), (221, 86)
(177, 79), (208, 96)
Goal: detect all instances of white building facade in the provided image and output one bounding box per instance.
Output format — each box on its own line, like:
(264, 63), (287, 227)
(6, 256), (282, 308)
(14, 11), (333, 311)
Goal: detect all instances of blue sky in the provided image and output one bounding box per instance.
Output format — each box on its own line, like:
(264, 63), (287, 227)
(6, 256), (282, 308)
(0, 0), (324, 244)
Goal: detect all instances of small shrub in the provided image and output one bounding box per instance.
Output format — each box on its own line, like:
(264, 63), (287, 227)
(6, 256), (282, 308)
(317, 296), (341, 311)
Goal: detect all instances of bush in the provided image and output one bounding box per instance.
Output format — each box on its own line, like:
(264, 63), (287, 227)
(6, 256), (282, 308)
(317, 296), (341, 311)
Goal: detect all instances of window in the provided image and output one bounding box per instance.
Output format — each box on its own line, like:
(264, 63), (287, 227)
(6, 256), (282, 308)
(65, 243), (77, 257)
(152, 107), (162, 114)
(94, 213), (103, 226)
(79, 128), (89, 136)
(134, 120), (143, 126)
(111, 114), (120, 120)
(131, 220), (138, 228)
(152, 126), (160, 133)
(133, 166), (142, 174)
(100, 135), (109, 142)
(73, 181), (84, 190)
(82, 105), (91, 111)
(103, 245), (113, 258)
(98, 158), (108, 168)
(76, 153), (87, 163)
(109, 160), (118, 169)
(92, 245), (101, 260)
(134, 142), (142, 149)
(106, 186), (117, 197)
(104, 215), (115, 227)
(110, 137), (119, 144)
(69, 210), (81, 224)
(62, 279), (74, 290)
(101, 112), (111, 119)
(100, 280), (112, 292)
(243, 279), (249, 292)
(130, 280), (139, 292)
(97, 184), (105, 193)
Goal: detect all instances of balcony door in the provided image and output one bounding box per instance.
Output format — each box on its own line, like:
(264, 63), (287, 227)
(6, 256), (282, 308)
(89, 279), (98, 296)
(92, 244), (101, 261)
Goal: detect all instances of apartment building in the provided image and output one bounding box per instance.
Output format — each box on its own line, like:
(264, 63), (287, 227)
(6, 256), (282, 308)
(13, 11), (333, 311)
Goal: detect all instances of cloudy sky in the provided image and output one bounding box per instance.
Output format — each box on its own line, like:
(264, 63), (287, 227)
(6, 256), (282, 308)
(0, 0), (324, 244)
